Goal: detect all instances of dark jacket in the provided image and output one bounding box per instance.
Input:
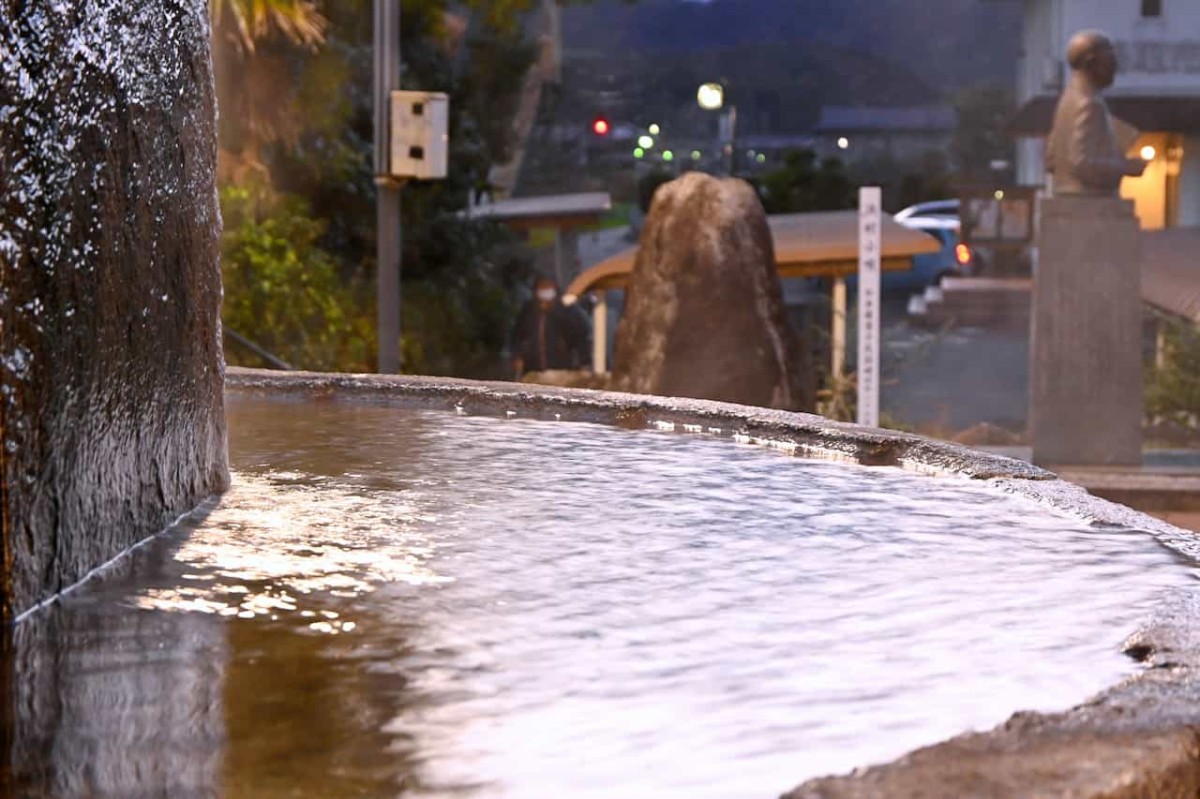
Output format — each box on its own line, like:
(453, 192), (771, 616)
(511, 300), (591, 372)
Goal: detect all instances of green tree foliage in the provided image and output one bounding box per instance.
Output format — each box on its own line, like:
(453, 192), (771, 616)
(637, 169), (675, 214)
(951, 85), (1016, 184)
(211, 0), (327, 53)
(220, 184), (376, 371)
(1146, 316), (1200, 427)
(845, 149), (953, 213)
(758, 149), (854, 214)
(211, 0), (549, 375)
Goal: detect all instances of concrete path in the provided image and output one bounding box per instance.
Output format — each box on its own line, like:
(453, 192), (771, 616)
(881, 320), (1029, 434)
(576, 225), (635, 270)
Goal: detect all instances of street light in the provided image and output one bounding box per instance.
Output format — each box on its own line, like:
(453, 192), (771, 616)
(697, 82), (724, 111)
(637, 134), (654, 149)
(697, 81), (735, 175)
(648, 123), (662, 136)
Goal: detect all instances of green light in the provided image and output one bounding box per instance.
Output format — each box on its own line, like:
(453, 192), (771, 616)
(691, 150), (702, 160)
(634, 148), (645, 158)
(662, 150), (674, 162)
(756, 153), (766, 164)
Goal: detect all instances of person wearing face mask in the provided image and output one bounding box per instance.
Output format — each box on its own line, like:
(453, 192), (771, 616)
(510, 276), (591, 379)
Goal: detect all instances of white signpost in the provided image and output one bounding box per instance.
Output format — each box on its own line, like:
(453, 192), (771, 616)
(857, 187), (882, 428)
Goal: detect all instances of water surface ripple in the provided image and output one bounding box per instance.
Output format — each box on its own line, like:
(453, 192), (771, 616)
(7, 399), (1197, 798)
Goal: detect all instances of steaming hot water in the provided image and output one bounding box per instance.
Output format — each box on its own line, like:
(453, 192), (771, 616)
(8, 397), (1197, 798)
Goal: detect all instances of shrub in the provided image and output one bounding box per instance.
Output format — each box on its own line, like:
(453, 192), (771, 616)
(220, 184), (375, 372)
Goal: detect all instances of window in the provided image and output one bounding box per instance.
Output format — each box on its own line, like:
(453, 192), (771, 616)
(1142, 0), (1163, 18)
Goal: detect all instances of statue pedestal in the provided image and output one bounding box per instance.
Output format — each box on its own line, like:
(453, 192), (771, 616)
(1031, 196), (1142, 466)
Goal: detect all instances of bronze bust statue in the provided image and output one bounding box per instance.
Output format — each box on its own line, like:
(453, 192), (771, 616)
(1045, 30), (1146, 196)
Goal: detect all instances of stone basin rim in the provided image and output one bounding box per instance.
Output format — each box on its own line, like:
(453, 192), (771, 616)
(221, 367), (1200, 798)
(226, 366), (1050, 480)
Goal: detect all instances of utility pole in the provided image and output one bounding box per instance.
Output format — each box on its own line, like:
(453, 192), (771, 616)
(373, 0), (402, 373)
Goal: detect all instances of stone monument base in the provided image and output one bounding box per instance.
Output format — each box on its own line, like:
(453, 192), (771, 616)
(1031, 196), (1142, 466)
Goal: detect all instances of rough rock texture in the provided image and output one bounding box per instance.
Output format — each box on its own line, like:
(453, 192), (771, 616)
(612, 173), (811, 411)
(781, 664), (1200, 799)
(782, 722), (1200, 799)
(0, 0), (229, 621)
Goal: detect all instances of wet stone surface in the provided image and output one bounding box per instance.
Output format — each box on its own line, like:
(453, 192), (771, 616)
(4, 397), (1197, 798)
(612, 173), (810, 411)
(0, 0), (228, 619)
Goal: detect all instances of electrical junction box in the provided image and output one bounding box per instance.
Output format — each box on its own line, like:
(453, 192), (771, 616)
(390, 91), (449, 180)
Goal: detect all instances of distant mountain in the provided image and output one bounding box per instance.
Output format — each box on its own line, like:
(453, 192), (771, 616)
(556, 39), (942, 134)
(561, 0), (1023, 97)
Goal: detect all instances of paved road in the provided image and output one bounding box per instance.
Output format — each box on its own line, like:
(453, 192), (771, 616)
(576, 233), (1034, 436)
(576, 226), (635, 272)
(881, 321), (1030, 435)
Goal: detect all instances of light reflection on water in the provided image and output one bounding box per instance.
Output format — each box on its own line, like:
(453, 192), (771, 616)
(5, 397), (1198, 798)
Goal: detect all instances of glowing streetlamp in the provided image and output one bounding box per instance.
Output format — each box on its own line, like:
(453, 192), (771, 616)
(696, 82), (724, 111)
(698, 81), (735, 175)
(648, 123), (662, 136)
(637, 134), (655, 150)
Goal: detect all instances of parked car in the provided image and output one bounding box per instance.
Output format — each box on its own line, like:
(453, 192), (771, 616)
(897, 215), (980, 287)
(893, 198), (960, 222)
(894, 199), (999, 275)
(844, 214), (974, 295)
(845, 215), (978, 294)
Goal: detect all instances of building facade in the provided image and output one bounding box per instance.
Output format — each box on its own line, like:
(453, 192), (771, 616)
(815, 106), (958, 165)
(1011, 0), (1200, 228)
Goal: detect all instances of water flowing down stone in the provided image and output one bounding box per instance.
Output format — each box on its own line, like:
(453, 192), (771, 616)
(0, 0), (229, 622)
(612, 172), (811, 411)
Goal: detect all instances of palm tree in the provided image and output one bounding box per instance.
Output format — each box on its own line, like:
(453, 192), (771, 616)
(210, 0), (327, 53)
(210, 0), (330, 185)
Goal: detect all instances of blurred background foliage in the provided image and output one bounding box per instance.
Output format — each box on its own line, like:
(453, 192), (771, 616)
(1146, 315), (1200, 431)
(210, 0), (541, 375)
(219, 182), (375, 371)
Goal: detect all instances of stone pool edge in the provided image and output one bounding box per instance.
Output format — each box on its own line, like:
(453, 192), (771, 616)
(225, 367), (1200, 799)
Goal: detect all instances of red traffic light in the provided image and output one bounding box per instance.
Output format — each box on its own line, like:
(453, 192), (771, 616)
(592, 117), (611, 136)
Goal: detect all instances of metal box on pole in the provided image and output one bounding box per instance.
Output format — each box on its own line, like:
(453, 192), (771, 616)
(389, 91), (449, 180)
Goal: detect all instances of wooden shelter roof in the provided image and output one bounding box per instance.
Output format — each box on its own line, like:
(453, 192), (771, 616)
(564, 210), (941, 298)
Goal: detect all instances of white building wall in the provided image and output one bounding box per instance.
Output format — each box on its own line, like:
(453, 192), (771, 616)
(1018, 0), (1063, 104)
(1064, 0), (1200, 96)
(1016, 0), (1064, 186)
(1179, 135), (1200, 226)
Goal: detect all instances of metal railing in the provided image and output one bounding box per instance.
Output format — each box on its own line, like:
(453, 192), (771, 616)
(223, 328), (295, 371)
